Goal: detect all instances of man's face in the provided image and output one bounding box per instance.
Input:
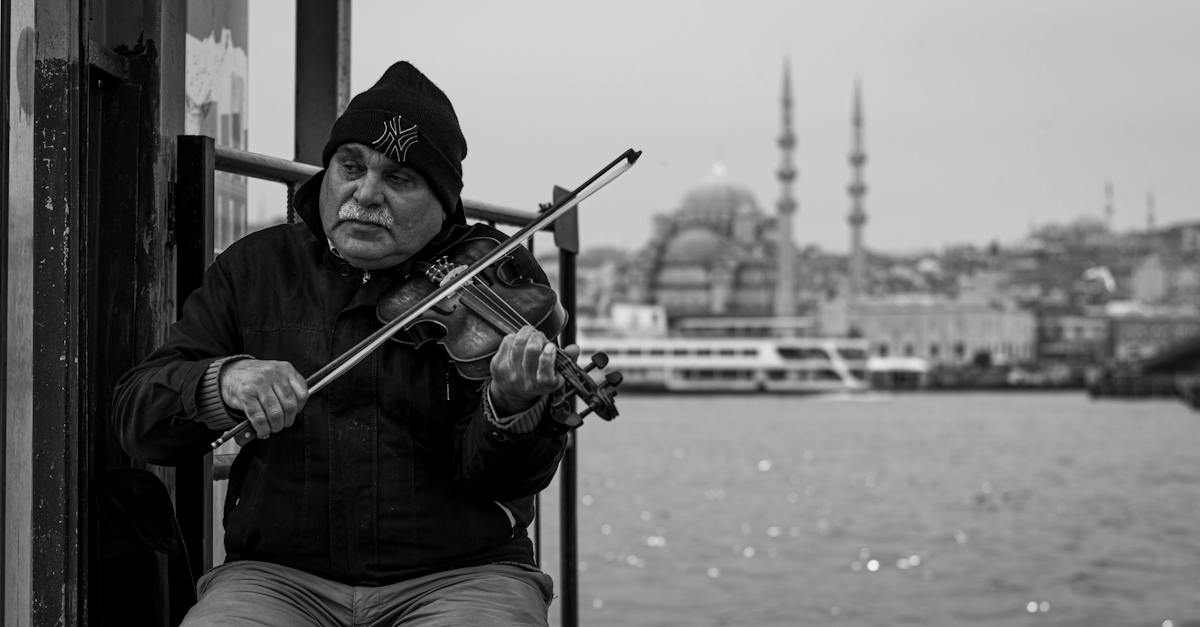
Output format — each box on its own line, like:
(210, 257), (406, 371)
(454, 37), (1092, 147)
(319, 143), (446, 271)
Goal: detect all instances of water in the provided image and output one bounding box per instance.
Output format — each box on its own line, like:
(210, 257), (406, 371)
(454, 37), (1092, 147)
(537, 392), (1200, 627)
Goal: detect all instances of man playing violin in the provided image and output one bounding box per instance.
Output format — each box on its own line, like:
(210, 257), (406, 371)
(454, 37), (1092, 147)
(113, 61), (573, 626)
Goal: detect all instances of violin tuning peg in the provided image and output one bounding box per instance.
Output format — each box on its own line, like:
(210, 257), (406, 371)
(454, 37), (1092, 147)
(585, 352), (609, 372)
(604, 371), (623, 387)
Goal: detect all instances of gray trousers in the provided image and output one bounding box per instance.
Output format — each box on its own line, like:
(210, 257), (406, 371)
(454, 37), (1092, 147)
(181, 559), (554, 627)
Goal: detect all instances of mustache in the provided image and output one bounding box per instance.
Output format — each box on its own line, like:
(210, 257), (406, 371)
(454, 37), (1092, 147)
(337, 199), (394, 228)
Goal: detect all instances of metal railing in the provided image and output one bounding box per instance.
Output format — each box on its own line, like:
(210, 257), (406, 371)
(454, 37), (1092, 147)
(175, 135), (583, 627)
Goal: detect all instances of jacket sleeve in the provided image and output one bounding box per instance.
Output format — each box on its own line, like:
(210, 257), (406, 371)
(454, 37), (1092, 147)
(452, 391), (568, 501)
(111, 255), (244, 465)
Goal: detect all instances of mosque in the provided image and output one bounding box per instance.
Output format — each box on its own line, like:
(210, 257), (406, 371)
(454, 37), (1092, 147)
(588, 62), (1037, 367)
(618, 63), (870, 331)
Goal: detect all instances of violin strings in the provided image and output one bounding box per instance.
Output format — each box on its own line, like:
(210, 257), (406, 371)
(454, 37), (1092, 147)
(460, 280), (605, 412)
(461, 279), (579, 372)
(460, 281), (527, 333)
(456, 279), (615, 416)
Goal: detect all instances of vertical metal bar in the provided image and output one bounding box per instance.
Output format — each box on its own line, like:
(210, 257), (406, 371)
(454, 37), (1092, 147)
(174, 135), (216, 581)
(286, 183), (296, 224)
(529, 224), (541, 564)
(552, 186), (580, 627)
(0, 1), (11, 618)
(294, 0), (351, 166)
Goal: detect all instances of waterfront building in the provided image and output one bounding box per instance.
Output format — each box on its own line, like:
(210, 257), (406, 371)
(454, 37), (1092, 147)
(1130, 253), (1200, 306)
(819, 293), (1037, 366)
(1105, 304), (1200, 361)
(1128, 221), (1200, 308)
(1035, 308), (1109, 365)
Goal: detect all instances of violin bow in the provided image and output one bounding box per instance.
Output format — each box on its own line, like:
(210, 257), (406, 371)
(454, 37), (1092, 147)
(211, 149), (641, 449)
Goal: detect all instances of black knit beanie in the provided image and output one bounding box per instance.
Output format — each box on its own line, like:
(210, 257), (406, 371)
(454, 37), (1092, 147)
(322, 61), (467, 216)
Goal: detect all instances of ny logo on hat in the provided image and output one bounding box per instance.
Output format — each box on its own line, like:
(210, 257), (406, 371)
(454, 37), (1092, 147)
(371, 114), (420, 162)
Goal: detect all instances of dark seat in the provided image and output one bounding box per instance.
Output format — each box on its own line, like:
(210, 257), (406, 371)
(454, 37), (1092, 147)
(97, 468), (197, 626)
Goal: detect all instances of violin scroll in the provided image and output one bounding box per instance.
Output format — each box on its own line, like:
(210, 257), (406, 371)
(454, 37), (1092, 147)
(542, 351), (621, 434)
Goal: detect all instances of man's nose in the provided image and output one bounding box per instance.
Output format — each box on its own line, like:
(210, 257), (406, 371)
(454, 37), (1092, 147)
(353, 171), (385, 206)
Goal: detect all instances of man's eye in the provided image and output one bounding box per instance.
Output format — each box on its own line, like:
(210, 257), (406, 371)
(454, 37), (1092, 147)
(341, 161), (363, 175)
(388, 175), (413, 187)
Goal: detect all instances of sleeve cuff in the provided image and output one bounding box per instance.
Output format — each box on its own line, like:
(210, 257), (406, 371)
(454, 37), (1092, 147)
(483, 384), (547, 436)
(194, 354), (251, 431)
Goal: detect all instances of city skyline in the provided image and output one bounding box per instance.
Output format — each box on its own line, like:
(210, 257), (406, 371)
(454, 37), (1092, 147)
(246, 0), (1200, 254)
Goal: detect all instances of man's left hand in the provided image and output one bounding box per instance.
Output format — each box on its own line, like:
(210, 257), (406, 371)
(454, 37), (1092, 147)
(489, 325), (580, 415)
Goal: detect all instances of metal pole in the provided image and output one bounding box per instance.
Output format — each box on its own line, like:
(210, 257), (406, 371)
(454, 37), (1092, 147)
(174, 136), (217, 580)
(553, 186), (580, 627)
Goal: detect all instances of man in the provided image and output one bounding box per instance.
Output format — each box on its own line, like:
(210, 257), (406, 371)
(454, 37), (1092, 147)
(113, 61), (572, 626)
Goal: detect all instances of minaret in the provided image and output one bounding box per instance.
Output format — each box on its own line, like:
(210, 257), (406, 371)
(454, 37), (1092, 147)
(773, 60), (798, 321)
(847, 79), (868, 299)
(1104, 180), (1114, 228)
(1146, 190), (1156, 231)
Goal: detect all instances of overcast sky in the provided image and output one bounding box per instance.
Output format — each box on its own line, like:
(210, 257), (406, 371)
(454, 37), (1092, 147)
(247, 0), (1199, 254)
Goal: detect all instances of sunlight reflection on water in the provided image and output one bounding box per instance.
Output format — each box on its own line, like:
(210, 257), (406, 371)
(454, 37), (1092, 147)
(540, 392), (1200, 627)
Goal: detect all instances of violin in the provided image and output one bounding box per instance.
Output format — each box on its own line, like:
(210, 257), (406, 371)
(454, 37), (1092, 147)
(211, 149), (641, 449)
(380, 232), (622, 430)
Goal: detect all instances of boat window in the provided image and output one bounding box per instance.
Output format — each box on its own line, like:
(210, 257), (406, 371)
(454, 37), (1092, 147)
(697, 349), (713, 356)
(649, 349), (666, 356)
(672, 348), (688, 356)
(740, 349), (756, 356)
(627, 348), (643, 356)
(766, 370), (787, 380)
(837, 348), (867, 360)
(718, 349), (736, 356)
(815, 369), (842, 381)
(777, 347), (830, 360)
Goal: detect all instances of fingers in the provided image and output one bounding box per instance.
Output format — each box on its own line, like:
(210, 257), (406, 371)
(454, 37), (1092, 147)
(535, 343), (559, 387)
(220, 359), (309, 440)
(491, 326), (564, 398)
(245, 397), (273, 440)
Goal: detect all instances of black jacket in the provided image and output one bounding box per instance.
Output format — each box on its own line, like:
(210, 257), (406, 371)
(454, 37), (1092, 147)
(112, 171), (567, 584)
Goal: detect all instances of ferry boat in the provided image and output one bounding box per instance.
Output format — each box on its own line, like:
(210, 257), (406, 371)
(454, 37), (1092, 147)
(579, 336), (871, 393)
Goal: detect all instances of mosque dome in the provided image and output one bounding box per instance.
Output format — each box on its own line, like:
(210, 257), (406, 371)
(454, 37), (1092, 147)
(661, 227), (725, 265)
(676, 180), (762, 229)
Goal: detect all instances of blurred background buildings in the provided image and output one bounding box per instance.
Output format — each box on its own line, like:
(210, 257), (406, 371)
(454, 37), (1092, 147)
(538, 64), (1200, 389)
(190, 3), (1199, 391)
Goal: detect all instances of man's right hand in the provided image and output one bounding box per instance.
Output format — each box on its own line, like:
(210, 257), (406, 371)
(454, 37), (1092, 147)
(219, 359), (309, 440)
